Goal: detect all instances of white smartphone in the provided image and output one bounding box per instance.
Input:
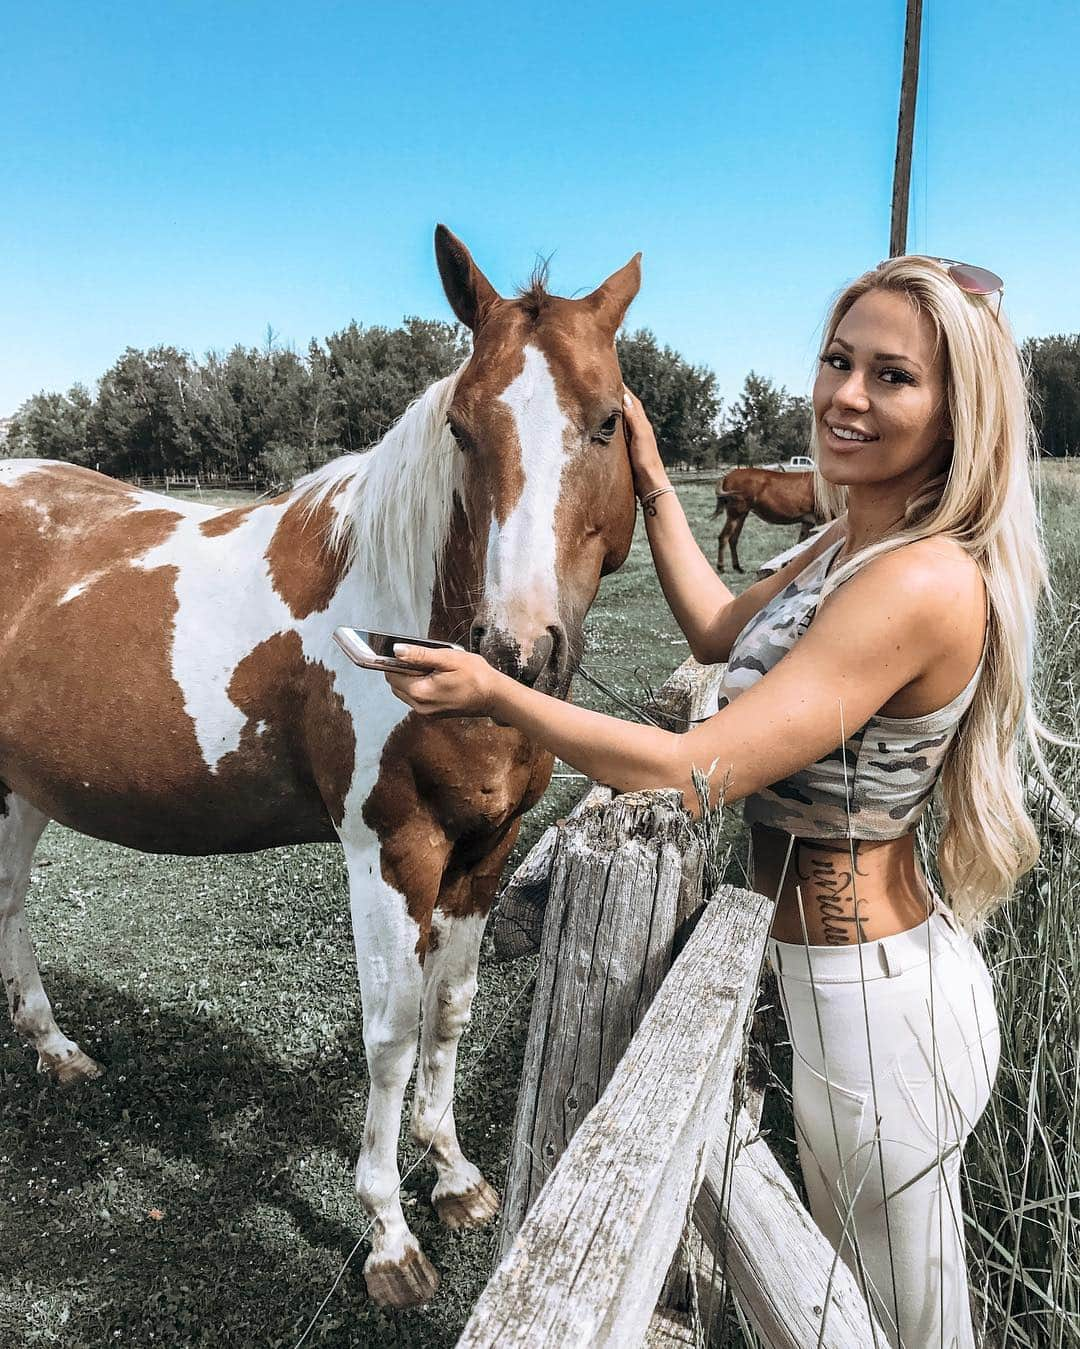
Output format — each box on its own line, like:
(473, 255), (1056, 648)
(333, 626), (464, 674)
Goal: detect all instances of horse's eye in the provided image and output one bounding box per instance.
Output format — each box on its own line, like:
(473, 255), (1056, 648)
(595, 414), (620, 443)
(446, 418), (468, 449)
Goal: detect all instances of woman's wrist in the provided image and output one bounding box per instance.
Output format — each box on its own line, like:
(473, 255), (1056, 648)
(633, 463), (671, 499)
(483, 666), (513, 723)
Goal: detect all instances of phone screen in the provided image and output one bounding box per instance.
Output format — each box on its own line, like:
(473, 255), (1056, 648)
(360, 631), (459, 658)
(333, 627), (462, 673)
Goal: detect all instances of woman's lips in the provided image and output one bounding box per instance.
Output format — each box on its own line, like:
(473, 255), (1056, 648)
(822, 424), (879, 453)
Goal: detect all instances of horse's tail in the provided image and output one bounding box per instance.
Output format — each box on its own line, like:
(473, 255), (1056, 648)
(711, 490), (737, 520)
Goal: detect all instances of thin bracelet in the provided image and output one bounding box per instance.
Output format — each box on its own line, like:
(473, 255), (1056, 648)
(639, 485), (676, 516)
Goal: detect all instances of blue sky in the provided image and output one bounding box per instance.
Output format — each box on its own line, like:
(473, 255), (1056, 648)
(4, 0), (1078, 416)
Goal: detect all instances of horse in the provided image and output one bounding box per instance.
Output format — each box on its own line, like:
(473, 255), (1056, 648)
(711, 466), (823, 572)
(0, 226), (640, 1309)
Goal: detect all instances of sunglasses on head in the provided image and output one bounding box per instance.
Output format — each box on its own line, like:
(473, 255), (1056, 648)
(879, 256), (1005, 317)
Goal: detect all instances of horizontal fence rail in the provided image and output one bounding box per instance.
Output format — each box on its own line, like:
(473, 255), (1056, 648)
(125, 474), (266, 492)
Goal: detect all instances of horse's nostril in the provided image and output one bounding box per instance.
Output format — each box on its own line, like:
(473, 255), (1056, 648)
(521, 629), (559, 687)
(546, 624), (566, 670)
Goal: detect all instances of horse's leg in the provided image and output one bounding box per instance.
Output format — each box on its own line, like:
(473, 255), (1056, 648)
(797, 519), (813, 542)
(729, 512), (748, 573)
(716, 510), (736, 572)
(343, 838), (440, 1309)
(0, 791), (103, 1085)
(411, 908), (498, 1230)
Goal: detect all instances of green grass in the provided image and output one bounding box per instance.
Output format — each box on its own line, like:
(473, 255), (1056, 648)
(1, 476), (1078, 1346)
(963, 461), (1080, 1348)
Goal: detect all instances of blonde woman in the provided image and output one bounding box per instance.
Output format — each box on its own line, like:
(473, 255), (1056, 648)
(386, 256), (1046, 1346)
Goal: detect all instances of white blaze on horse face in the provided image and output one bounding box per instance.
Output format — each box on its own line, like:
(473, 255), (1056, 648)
(488, 345), (569, 652)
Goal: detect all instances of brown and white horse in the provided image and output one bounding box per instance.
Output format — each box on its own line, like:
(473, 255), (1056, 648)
(711, 465), (823, 572)
(0, 227), (639, 1308)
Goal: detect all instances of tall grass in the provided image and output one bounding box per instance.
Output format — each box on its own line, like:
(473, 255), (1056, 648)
(963, 470), (1080, 1347)
(701, 469), (1080, 1347)
(968, 812), (1080, 1347)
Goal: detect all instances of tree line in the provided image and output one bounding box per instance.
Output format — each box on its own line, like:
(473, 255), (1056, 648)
(1023, 334), (1080, 459)
(5, 322), (1078, 484)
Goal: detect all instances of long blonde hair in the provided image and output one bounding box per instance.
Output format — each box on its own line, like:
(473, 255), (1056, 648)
(814, 256), (1052, 928)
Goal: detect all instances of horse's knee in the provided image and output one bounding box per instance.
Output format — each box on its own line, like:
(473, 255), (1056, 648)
(363, 1019), (418, 1088)
(431, 976), (476, 1038)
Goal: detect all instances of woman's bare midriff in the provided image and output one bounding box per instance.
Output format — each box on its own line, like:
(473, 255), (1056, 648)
(751, 822), (935, 945)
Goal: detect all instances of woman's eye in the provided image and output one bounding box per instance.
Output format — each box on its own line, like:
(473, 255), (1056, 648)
(881, 368), (915, 385)
(819, 353), (848, 371)
(594, 414), (620, 443)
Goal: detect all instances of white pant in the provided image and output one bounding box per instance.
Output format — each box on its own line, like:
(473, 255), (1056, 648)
(768, 900), (1000, 1349)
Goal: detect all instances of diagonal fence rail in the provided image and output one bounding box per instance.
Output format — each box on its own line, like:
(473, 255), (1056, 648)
(459, 882), (769, 1347)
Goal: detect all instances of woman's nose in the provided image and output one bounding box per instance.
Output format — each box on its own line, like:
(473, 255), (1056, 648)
(833, 370), (871, 413)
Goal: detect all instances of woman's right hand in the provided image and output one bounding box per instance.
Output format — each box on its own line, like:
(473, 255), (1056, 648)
(622, 387), (668, 495)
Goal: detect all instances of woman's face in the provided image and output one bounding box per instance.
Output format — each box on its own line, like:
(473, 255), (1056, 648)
(814, 288), (951, 490)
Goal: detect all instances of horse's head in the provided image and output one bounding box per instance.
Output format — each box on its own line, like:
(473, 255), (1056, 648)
(436, 225), (640, 697)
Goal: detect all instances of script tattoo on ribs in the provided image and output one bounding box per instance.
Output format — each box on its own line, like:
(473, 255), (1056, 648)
(795, 840), (870, 946)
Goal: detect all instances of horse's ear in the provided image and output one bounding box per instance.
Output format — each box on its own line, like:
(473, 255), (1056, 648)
(435, 225), (500, 331)
(583, 253), (642, 337)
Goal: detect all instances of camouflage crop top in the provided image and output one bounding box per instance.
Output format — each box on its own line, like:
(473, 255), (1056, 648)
(718, 537), (984, 841)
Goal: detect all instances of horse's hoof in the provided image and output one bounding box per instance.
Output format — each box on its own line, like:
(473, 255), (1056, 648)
(434, 1179), (500, 1231)
(364, 1244), (440, 1309)
(39, 1048), (105, 1088)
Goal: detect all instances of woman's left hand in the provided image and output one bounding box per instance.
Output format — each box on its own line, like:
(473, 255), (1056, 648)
(622, 387), (666, 494)
(384, 645), (498, 718)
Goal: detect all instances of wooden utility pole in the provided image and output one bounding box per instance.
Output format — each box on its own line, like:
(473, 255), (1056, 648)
(890, 0), (924, 257)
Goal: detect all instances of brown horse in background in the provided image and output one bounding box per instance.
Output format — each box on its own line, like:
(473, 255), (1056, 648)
(711, 467), (824, 572)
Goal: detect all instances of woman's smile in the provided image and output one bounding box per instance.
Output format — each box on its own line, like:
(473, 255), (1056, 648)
(822, 420), (880, 451)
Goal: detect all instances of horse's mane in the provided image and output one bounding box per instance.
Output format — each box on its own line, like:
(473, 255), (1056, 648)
(515, 259), (552, 319)
(296, 368), (466, 628)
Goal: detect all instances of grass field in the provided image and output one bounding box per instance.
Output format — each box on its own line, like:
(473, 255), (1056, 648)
(1, 472), (1077, 1347)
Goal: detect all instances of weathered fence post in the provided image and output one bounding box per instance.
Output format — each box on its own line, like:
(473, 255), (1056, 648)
(497, 788), (707, 1254)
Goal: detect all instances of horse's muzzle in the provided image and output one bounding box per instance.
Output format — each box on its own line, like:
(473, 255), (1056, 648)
(470, 623), (571, 697)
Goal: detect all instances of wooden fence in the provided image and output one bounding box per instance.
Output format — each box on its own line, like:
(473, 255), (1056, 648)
(457, 656), (887, 1347)
(127, 473), (266, 493)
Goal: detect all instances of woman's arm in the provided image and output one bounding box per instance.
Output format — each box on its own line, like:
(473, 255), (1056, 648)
(384, 542), (979, 815)
(621, 391), (736, 662)
(623, 392), (843, 663)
